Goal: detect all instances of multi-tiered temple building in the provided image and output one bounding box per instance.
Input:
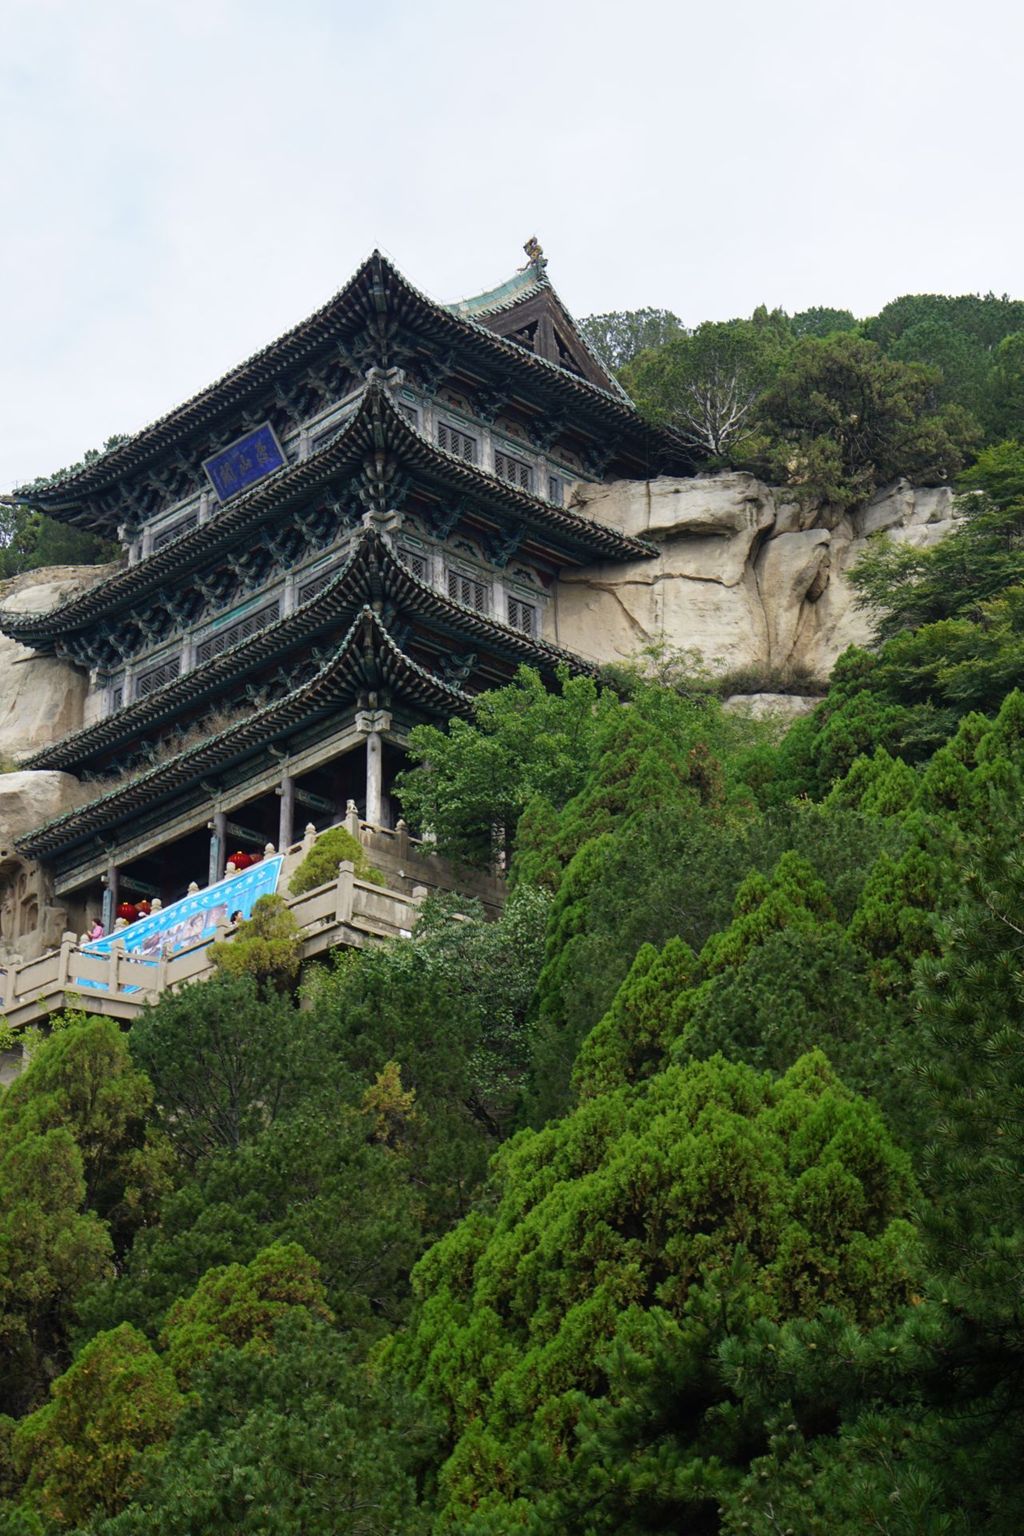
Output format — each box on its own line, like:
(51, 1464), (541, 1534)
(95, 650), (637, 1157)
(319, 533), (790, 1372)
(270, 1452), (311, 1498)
(1, 245), (689, 940)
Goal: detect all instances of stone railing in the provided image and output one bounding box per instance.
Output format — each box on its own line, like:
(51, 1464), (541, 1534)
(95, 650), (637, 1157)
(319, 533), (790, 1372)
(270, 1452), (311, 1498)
(1, 860), (423, 1032)
(304, 803), (505, 915)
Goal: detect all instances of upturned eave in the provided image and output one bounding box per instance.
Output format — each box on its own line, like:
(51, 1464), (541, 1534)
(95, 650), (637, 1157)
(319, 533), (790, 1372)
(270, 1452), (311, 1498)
(1, 383), (654, 649)
(16, 252), (691, 520)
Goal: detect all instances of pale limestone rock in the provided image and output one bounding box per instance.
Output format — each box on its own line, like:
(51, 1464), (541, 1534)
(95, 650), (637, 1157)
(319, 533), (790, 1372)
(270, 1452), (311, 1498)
(722, 693), (822, 723)
(0, 769), (88, 963)
(908, 485), (956, 525)
(559, 476), (775, 671)
(853, 480), (917, 538)
(571, 472), (775, 542)
(557, 476), (965, 683)
(0, 564), (112, 761)
(0, 771), (88, 848)
(754, 528), (832, 668)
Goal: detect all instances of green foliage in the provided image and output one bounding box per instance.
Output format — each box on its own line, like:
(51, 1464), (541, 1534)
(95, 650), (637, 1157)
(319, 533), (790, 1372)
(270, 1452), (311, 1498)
(129, 975), (328, 1167)
(759, 332), (978, 508)
(986, 331), (1024, 441)
(10, 371), (1024, 1529)
(208, 893), (303, 993)
(396, 665), (619, 865)
(0, 1017), (173, 1414)
(12, 1322), (183, 1527)
(397, 1052), (919, 1533)
(576, 307), (684, 371)
(80, 1098), (423, 1342)
(286, 824), (385, 895)
(889, 317), (992, 417)
(160, 1242), (331, 1386)
(304, 887), (549, 1216)
(905, 840), (1024, 1526)
(790, 305), (858, 339)
(851, 439), (1024, 642)
(572, 937), (697, 1100)
(622, 316), (788, 463)
(522, 696), (753, 1121)
(866, 290), (1024, 354)
(0, 1014), (170, 1252)
(0, 1122), (113, 1419)
(0, 504), (117, 581)
(94, 1315), (429, 1536)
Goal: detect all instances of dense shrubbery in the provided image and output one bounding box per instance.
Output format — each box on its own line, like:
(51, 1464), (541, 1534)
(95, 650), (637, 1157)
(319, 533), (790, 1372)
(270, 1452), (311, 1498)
(286, 825), (385, 894)
(6, 415), (1024, 1527)
(600, 290), (1024, 507)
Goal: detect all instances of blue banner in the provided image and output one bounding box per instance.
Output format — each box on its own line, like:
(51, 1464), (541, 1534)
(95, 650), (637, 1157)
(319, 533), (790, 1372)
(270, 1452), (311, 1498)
(203, 423), (286, 502)
(78, 857), (283, 990)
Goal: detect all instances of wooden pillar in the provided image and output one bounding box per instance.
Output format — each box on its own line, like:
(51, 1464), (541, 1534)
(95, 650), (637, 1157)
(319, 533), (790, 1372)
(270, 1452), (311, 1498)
(101, 861), (119, 933)
(208, 810), (227, 886)
(355, 708), (391, 830)
(365, 732), (383, 827)
(277, 774), (295, 852)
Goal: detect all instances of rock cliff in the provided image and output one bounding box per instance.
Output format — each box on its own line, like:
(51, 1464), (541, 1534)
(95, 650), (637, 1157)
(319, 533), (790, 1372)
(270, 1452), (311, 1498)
(556, 474), (960, 683)
(0, 564), (115, 762)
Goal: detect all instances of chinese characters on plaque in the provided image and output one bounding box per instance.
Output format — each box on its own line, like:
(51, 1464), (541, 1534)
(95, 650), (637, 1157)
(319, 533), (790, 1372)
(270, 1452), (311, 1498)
(203, 423), (286, 502)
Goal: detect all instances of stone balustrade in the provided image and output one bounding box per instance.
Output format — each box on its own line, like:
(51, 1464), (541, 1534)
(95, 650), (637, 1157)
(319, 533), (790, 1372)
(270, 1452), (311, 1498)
(0, 859), (425, 1032)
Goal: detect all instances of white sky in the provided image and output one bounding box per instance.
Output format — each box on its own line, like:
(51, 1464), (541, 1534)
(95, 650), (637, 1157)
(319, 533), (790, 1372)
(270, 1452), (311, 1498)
(1, 0), (1021, 492)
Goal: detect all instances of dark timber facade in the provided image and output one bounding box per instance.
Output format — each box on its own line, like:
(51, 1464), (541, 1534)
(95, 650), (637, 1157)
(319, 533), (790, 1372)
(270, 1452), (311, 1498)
(1, 247), (689, 931)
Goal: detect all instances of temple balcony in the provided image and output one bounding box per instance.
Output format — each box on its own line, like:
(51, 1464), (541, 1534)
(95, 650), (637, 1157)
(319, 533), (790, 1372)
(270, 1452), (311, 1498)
(0, 812), (504, 1034)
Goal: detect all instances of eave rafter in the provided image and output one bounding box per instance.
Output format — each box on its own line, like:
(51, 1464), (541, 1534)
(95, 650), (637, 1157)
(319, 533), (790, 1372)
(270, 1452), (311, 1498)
(15, 608), (470, 862)
(1, 382), (654, 654)
(24, 522), (597, 777)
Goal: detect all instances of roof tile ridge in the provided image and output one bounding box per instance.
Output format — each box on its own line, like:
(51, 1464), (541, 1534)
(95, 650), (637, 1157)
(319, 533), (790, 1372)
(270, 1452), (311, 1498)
(373, 386), (656, 558)
(17, 614), (372, 846)
(2, 392), (380, 638)
(22, 531), (377, 771)
(367, 522), (598, 673)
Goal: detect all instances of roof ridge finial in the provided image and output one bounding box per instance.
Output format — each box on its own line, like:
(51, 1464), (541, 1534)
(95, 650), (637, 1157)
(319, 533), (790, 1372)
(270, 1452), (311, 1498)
(521, 235), (547, 274)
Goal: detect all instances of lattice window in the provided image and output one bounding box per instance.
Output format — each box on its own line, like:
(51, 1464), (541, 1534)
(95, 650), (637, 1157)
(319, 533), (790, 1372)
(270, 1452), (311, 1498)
(547, 475), (564, 505)
(446, 567), (489, 614)
(152, 511), (198, 552)
(494, 449), (533, 493)
(437, 421), (477, 463)
(507, 597), (537, 637)
(195, 601), (279, 664)
(134, 654), (181, 699)
(399, 546), (429, 582)
(109, 683), (123, 714)
(297, 565), (340, 604)
(398, 402), (419, 427)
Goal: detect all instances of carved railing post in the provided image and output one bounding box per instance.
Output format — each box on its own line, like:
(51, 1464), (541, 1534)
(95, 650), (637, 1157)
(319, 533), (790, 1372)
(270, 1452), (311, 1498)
(56, 937), (74, 990)
(335, 860), (355, 924)
(110, 937), (125, 996)
(151, 952), (167, 999)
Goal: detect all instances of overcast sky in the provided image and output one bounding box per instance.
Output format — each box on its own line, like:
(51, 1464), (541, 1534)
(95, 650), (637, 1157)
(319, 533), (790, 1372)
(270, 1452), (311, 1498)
(1, 0), (1020, 492)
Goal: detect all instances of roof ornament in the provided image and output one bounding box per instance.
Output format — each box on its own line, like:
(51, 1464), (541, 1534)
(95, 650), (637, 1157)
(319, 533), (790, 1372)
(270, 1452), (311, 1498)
(521, 236), (547, 273)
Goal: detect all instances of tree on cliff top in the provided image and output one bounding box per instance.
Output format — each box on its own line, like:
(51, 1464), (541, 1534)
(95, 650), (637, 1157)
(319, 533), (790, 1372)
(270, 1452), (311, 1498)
(623, 316), (788, 462)
(576, 307), (683, 371)
(759, 332), (979, 508)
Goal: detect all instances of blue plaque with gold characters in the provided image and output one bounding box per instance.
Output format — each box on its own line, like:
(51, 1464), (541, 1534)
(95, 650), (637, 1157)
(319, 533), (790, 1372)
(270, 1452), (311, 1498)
(203, 423), (286, 502)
